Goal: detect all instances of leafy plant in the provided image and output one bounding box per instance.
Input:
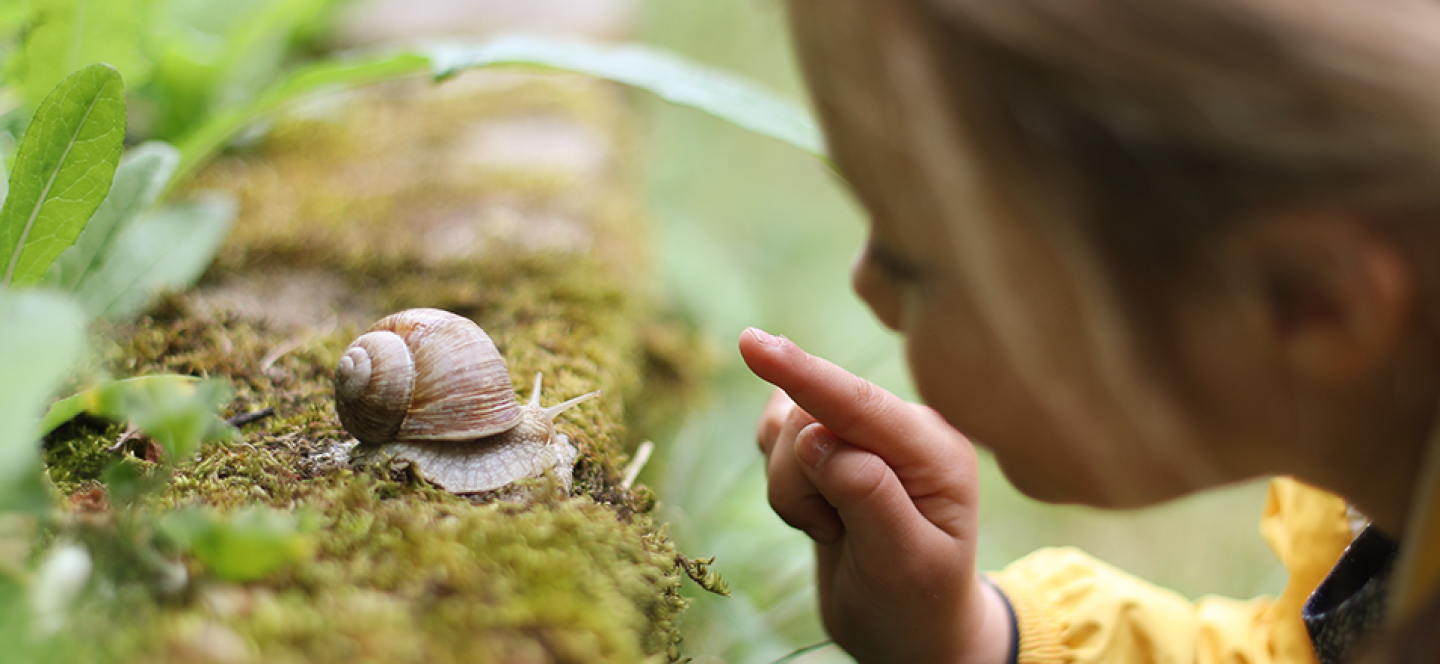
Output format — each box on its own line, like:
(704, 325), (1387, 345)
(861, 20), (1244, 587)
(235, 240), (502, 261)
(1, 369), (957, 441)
(116, 376), (235, 463)
(66, 195), (236, 319)
(0, 63), (237, 658)
(42, 143), (181, 292)
(0, 63), (136, 509)
(5, 0), (152, 114)
(0, 291), (85, 513)
(158, 505), (318, 582)
(2, 0), (346, 140)
(38, 375), (199, 437)
(0, 290), (88, 658)
(0, 63), (125, 288)
(1, 70), (235, 320)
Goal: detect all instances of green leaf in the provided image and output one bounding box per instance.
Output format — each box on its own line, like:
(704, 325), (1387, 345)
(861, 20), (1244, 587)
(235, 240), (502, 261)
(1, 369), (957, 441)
(44, 142), (181, 293)
(10, 0), (151, 110)
(158, 505), (316, 582)
(425, 35), (826, 157)
(169, 36), (828, 193)
(100, 459), (150, 507)
(0, 63), (125, 288)
(0, 132), (11, 205)
(0, 291), (84, 512)
(38, 374), (198, 436)
(0, 1), (30, 34)
(118, 376), (233, 463)
(73, 195), (236, 319)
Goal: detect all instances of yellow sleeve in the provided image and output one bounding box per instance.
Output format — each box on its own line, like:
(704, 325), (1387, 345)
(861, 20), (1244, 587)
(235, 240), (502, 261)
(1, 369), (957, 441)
(988, 478), (1354, 664)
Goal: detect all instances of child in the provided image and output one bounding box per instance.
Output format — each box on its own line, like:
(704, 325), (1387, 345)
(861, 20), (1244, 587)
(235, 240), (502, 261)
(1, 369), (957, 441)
(739, 0), (1440, 662)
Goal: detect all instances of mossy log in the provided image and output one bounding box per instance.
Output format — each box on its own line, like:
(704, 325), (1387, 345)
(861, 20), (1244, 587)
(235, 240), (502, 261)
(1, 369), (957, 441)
(42, 72), (712, 663)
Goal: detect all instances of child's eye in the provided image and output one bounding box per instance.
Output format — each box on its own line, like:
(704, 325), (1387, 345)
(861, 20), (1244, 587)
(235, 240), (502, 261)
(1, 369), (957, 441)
(866, 242), (922, 282)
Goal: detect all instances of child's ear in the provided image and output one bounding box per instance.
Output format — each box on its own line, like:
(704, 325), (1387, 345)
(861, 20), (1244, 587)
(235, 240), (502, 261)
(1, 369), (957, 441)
(1225, 209), (1412, 387)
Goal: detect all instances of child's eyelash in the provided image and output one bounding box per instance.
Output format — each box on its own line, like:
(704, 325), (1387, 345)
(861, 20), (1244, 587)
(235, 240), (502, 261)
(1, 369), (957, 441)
(868, 244), (921, 281)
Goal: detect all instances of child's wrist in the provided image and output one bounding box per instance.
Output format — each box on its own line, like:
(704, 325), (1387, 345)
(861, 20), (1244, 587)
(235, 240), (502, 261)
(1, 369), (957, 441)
(981, 577), (1020, 664)
(952, 576), (1017, 664)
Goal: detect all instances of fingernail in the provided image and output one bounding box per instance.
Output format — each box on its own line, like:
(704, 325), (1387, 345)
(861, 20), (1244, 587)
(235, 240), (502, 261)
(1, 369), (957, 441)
(747, 327), (781, 347)
(796, 427), (837, 469)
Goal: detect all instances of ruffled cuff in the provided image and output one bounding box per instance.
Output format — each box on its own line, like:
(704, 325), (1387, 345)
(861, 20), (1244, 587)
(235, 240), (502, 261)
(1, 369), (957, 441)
(987, 572), (1069, 664)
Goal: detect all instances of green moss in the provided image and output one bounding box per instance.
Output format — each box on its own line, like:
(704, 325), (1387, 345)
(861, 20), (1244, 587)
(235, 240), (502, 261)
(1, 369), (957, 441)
(79, 473), (685, 663)
(43, 419), (130, 491)
(38, 72), (715, 662)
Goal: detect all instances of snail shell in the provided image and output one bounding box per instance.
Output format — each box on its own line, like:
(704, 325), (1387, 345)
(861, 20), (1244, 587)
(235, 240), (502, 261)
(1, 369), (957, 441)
(334, 308), (599, 494)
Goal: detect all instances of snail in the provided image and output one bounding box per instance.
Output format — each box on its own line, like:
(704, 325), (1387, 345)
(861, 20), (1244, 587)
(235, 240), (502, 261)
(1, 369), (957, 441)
(334, 308), (600, 494)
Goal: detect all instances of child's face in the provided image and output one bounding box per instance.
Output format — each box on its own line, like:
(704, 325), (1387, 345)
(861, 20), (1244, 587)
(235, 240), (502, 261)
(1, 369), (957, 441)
(789, 0), (1245, 507)
(796, 0), (1440, 522)
(847, 172), (1232, 508)
(851, 214), (1226, 507)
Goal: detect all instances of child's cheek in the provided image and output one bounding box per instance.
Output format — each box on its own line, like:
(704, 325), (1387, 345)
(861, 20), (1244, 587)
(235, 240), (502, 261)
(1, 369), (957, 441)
(900, 299), (1127, 505)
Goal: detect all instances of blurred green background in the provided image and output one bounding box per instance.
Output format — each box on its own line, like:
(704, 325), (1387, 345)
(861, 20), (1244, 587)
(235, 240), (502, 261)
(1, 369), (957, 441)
(632, 1), (1283, 662)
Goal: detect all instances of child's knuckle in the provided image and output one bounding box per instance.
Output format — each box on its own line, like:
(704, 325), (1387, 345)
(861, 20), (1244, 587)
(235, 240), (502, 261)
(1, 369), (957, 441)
(843, 452), (892, 505)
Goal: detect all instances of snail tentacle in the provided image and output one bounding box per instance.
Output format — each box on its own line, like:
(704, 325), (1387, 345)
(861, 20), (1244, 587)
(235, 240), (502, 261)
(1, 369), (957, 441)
(543, 389), (602, 422)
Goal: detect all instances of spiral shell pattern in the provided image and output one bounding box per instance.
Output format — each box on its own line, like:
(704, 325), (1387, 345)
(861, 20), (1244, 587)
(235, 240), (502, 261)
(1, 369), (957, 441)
(333, 308), (521, 445)
(335, 330), (415, 445)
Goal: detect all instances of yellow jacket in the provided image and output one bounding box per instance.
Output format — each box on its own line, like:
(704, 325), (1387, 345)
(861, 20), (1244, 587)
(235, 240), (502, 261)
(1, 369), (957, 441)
(989, 478), (1358, 664)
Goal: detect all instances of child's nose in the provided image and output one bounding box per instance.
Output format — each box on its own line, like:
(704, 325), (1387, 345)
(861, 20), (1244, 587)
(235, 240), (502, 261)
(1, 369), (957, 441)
(852, 252), (903, 332)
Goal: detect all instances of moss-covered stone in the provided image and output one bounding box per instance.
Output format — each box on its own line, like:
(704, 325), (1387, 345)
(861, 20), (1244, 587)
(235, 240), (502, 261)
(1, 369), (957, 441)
(77, 472), (686, 663)
(40, 71), (712, 662)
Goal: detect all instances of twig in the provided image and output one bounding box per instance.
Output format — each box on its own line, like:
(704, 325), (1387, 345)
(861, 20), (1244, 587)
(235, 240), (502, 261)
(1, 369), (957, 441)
(106, 423), (142, 453)
(259, 314), (339, 371)
(226, 408), (276, 428)
(260, 336), (307, 371)
(620, 440), (655, 490)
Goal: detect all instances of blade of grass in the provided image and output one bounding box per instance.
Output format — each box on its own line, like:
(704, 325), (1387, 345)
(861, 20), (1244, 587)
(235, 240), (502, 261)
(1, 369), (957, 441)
(425, 35), (825, 158)
(170, 35), (827, 196)
(771, 640), (837, 663)
(0, 63), (125, 287)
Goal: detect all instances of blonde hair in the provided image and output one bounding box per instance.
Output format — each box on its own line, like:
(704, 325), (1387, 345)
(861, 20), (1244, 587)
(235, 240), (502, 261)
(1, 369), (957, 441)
(788, 0), (1440, 499)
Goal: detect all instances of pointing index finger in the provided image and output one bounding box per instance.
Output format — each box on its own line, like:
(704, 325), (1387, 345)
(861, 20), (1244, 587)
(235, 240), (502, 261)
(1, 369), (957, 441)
(739, 328), (935, 469)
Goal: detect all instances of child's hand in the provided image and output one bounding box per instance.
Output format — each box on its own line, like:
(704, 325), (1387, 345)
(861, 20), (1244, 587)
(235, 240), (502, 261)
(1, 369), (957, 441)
(739, 328), (1013, 664)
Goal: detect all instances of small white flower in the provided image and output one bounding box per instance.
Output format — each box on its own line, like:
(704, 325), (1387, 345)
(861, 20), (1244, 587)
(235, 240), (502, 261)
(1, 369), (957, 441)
(30, 543), (92, 637)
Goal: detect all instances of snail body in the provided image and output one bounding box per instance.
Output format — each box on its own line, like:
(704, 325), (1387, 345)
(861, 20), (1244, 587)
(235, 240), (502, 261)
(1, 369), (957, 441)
(334, 308), (599, 494)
